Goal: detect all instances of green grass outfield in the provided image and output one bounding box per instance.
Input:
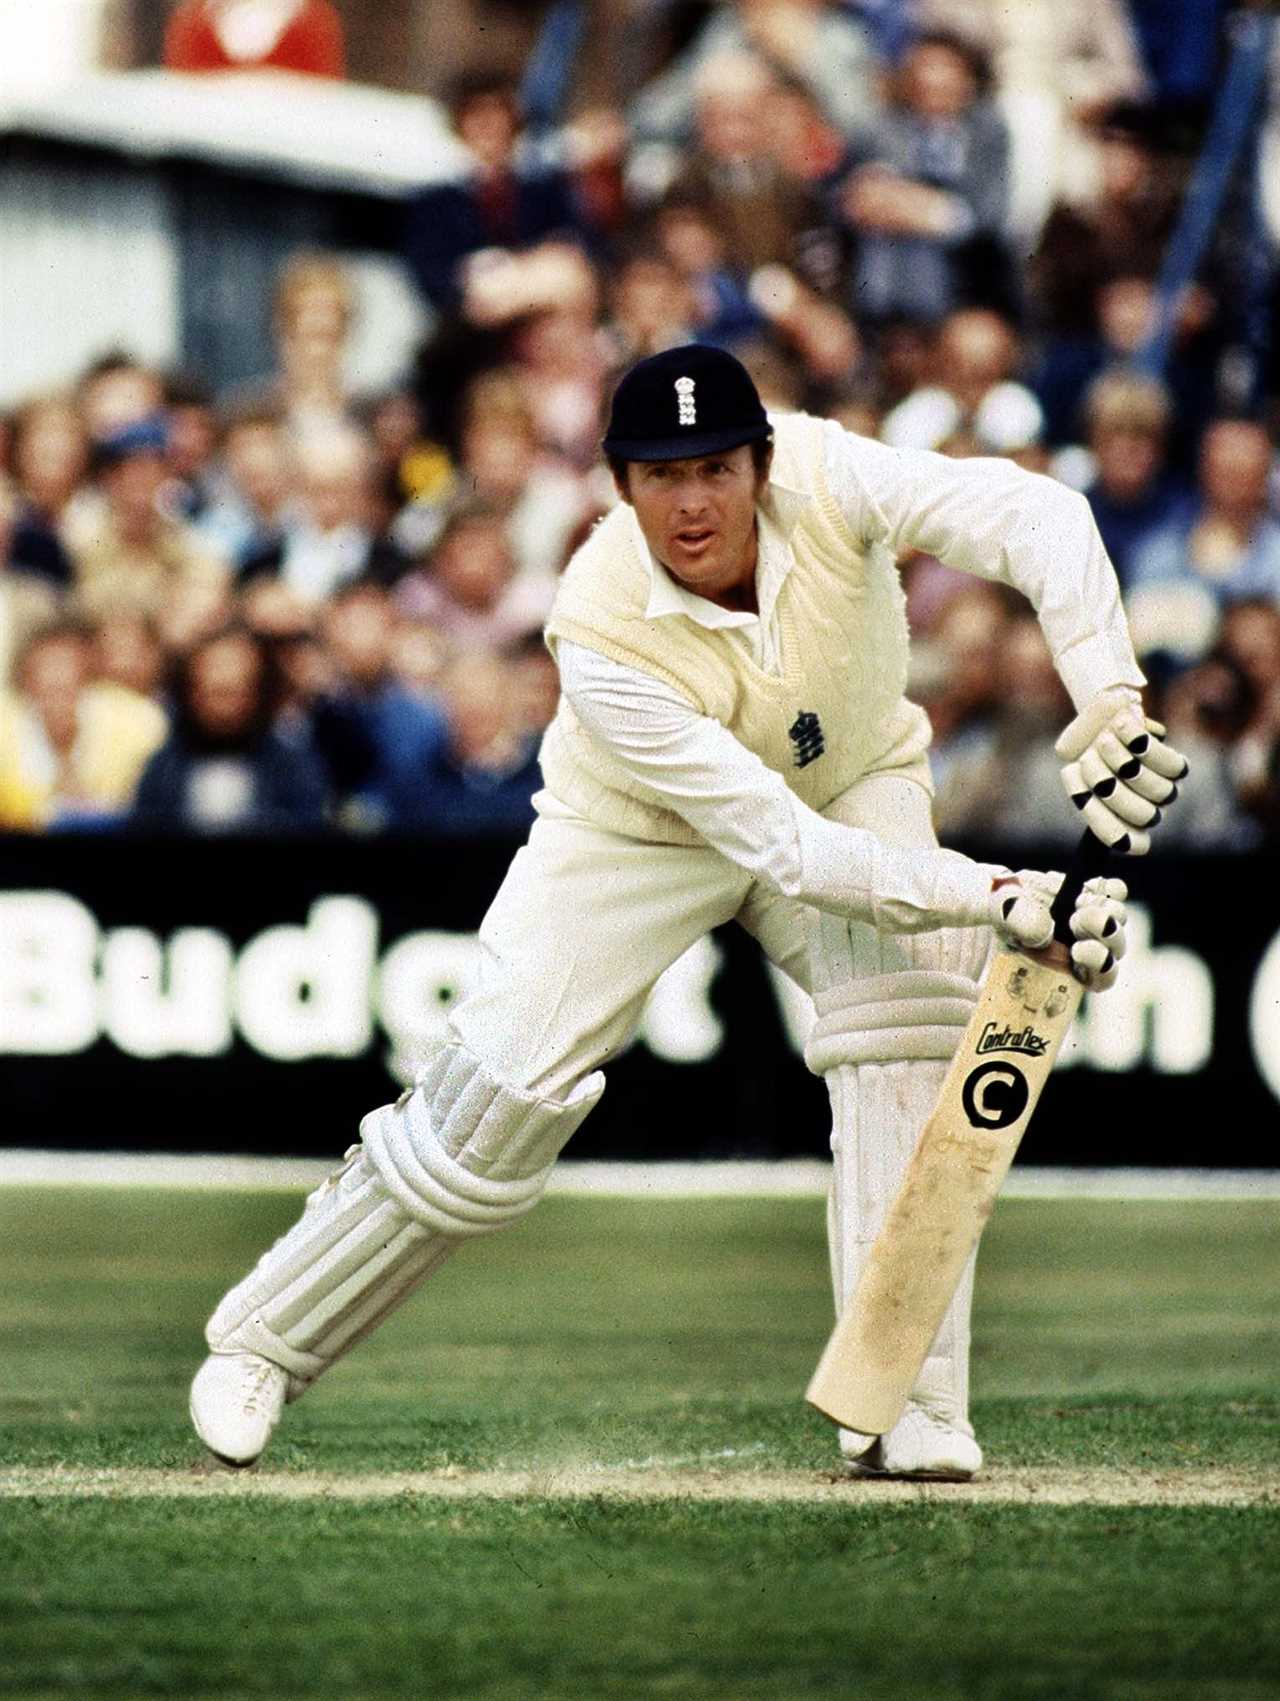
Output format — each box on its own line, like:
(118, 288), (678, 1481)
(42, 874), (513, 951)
(2, 1180), (1278, 1700)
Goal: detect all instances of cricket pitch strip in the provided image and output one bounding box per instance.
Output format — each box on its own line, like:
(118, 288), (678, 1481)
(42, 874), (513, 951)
(3, 1463), (1276, 1507)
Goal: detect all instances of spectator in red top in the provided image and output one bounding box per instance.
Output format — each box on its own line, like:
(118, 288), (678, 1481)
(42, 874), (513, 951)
(164, 0), (344, 79)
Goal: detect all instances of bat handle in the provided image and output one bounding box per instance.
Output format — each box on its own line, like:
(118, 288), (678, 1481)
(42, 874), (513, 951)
(1048, 829), (1112, 947)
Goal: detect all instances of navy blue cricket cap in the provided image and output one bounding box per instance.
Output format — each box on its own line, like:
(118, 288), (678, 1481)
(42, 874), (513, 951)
(602, 344), (772, 463)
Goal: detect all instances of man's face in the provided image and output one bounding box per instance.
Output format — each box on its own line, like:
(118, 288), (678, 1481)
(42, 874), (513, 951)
(621, 446), (765, 605)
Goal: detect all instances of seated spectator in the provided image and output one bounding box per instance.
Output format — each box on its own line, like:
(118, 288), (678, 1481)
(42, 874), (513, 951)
(453, 371), (598, 587)
(879, 307), (1043, 453)
(662, 53), (832, 280)
(396, 505), (553, 654)
(1218, 600), (1280, 718)
(1078, 370), (1194, 586)
(132, 624), (327, 833)
(931, 613), (1080, 848)
(505, 262), (612, 470)
(240, 423), (409, 604)
(1032, 271), (1218, 450)
(917, 0), (1149, 237)
(1128, 419), (1280, 610)
(237, 576), (370, 800)
(389, 619), (451, 704)
(312, 578), (449, 826)
(835, 31), (1014, 328)
(1029, 114), (1179, 342)
(232, 253), (359, 441)
(652, 191), (769, 347)
(1156, 651), (1268, 849)
(604, 248), (704, 364)
(62, 414), (231, 633)
(911, 582), (1011, 812)
(506, 631), (562, 742)
(0, 619), (167, 830)
(8, 393), (88, 587)
(359, 387), (454, 538)
(90, 611), (167, 704)
(195, 406), (296, 571)
(742, 265), (864, 403)
(383, 652), (542, 838)
(164, 0), (345, 77)
(162, 371), (221, 521)
(628, 0), (879, 150)
(404, 72), (604, 319)
(77, 353), (165, 441)
(730, 340), (809, 412)
(1215, 600), (1280, 835)
(1, 481), (63, 688)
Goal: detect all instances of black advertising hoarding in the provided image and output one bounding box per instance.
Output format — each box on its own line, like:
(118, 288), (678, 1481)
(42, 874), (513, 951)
(0, 832), (1275, 1167)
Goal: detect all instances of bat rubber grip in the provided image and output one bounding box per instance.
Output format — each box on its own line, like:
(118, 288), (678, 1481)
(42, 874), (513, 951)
(1048, 829), (1112, 947)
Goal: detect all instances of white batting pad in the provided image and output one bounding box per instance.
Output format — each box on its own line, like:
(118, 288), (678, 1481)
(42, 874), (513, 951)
(205, 1043), (606, 1395)
(811, 923), (990, 1433)
(205, 1144), (456, 1393)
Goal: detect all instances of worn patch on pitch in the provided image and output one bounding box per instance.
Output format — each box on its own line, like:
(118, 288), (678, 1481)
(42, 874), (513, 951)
(2, 1464), (1275, 1506)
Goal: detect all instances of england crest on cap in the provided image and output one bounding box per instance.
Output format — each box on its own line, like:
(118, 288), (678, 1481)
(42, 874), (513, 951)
(602, 343), (772, 462)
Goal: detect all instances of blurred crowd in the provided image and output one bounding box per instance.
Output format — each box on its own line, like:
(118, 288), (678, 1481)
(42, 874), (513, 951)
(2, 0), (1279, 847)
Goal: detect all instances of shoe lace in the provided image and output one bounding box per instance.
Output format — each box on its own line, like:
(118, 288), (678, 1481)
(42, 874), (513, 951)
(240, 1361), (279, 1417)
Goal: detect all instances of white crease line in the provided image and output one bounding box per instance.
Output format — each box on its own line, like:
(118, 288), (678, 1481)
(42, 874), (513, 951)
(1, 1464), (1274, 1507)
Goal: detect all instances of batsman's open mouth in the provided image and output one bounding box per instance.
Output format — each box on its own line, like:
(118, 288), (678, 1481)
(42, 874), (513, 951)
(672, 529), (715, 555)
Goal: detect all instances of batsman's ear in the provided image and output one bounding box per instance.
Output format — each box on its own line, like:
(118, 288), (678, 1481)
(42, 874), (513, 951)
(752, 435), (775, 489)
(606, 455), (633, 505)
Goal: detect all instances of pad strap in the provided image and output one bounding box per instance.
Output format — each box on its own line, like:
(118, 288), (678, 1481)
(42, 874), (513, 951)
(361, 1045), (605, 1237)
(806, 970), (979, 1071)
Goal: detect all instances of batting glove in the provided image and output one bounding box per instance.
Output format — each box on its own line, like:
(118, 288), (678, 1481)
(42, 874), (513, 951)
(990, 871), (1129, 991)
(1056, 687), (1189, 855)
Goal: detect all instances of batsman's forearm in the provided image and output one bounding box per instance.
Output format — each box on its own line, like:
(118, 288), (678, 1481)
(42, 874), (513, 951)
(794, 808), (1005, 933)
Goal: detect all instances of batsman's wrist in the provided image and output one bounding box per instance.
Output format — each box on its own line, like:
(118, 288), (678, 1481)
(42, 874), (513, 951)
(938, 855), (1010, 929)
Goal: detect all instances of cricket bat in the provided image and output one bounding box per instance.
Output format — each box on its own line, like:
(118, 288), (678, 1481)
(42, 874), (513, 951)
(805, 832), (1110, 1436)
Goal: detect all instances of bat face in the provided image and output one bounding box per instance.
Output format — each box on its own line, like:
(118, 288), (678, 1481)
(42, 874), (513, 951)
(953, 951), (1077, 1148)
(805, 944), (1083, 1437)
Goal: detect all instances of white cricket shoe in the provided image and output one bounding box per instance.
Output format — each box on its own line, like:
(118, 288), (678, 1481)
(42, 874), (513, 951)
(190, 1351), (288, 1466)
(840, 1404), (983, 1482)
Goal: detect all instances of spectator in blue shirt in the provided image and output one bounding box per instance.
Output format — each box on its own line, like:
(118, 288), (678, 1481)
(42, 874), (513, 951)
(835, 31), (1014, 327)
(1128, 418), (1280, 605)
(404, 72), (602, 317)
(1081, 370), (1194, 587)
(132, 623), (328, 833)
(384, 652), (541, 838)
(313, 577), (449, 826)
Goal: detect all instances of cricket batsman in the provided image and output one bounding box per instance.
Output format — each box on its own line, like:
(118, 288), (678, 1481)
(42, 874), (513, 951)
(190, 346), (1186, 1478)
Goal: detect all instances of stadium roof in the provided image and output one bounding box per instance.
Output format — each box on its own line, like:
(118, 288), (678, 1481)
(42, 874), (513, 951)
(0, 68), (467, 196)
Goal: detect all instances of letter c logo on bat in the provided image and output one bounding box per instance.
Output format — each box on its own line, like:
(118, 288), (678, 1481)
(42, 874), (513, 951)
(961, 1061), (1030, 1130)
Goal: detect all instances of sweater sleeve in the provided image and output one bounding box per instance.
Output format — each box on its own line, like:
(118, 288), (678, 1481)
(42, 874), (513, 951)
(821, 419), (1145, 710)
(558, 641), (1003, 933)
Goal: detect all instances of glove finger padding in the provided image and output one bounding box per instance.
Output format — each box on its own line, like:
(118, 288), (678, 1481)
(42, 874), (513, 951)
(1062, 783), (1152, 855)
(1069, 937), (1120, 991)
(1071, 900), (1127, 958)
(989, 870), (1061, 952)
(1068, 876), (1128, 990)
(1057, 692), (1189, 854)
(1111, 707), (1189, 781)
(1123, 766), (1179, 807)
(1072, 748), (1164, 828)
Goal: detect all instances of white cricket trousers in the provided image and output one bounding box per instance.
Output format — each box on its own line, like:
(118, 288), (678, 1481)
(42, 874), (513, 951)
(448, 774), (939, 1094)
